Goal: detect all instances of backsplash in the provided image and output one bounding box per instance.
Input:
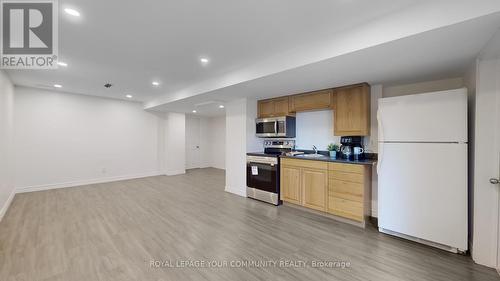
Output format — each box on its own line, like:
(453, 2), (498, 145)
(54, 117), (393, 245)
(294, 110), (340, 150)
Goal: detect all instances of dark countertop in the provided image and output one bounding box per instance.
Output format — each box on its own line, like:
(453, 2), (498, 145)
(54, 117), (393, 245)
(247, 152), (377, 165)
(280, 154), (377, 165)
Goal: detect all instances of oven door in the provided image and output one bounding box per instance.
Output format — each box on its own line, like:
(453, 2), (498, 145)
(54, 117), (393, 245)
(246, 158), (278, 193)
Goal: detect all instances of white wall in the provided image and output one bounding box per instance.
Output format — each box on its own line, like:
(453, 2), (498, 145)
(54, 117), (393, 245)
(383, 77), (464, 98)
(246, 99), (262, 153)
(13, 87), (163, 191)
(225, 98), (261, 197)
(0, 71), (15, 220)
(207, 116), (226, 169)
(368, 85), (382, 217)
(472, 57), (500, 267)
(163, 112), (186, 175)
(295, 110), (339, 151)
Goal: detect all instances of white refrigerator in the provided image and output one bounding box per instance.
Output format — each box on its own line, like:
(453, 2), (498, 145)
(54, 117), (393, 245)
(377, 88), (468, 253)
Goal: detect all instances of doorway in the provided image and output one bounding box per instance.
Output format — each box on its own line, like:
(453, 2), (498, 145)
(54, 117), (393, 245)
(186, 116), (201, 169)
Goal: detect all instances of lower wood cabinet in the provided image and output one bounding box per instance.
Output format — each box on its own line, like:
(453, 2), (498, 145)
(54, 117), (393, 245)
(302, 168), (328, 211)
(281, 166), (301, 205)
(280, 159), (328, 211)
(327, 162), (371, 223)
(281, 158), (372, 225)
(328, 197), (364, 222)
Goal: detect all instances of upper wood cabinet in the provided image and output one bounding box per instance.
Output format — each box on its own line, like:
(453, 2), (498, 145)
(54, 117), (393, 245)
(258, 97), (290, 118)
(334, 84), (371, 136)
(289, 89), (334, 112)
(256, 83), (370, 134)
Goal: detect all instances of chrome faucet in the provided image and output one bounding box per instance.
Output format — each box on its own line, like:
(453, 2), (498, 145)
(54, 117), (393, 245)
(312, 145), (318, 154)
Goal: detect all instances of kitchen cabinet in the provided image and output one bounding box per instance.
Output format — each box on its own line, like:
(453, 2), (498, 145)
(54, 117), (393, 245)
(327, 162), (371, 223)
(281, 166), (301, 205)
(334, 84), (371, 136)
(257, 82), (370, 135)
(258, 97), (290, 118)
(302, 168), (328, 211)
(281, 158), (372, 225)
(289, 89), (334, 112)
(280, 158), (328, 211)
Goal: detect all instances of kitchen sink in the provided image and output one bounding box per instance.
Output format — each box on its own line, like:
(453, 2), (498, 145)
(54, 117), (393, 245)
(295, 154), (327, 159)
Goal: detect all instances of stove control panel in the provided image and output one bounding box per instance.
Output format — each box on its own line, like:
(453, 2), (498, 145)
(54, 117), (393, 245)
(263, 139), (295, 149)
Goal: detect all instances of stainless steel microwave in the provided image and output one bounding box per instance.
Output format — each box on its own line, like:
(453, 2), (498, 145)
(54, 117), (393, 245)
(255, 116), (296, 138)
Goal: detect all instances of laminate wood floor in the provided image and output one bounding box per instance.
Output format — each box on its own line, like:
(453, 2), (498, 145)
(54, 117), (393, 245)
(0, 168), (498, 281)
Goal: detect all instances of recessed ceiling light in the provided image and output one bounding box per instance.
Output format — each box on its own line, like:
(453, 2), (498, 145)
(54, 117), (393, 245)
(57, 61), (68, 67)
(54, 84), (62, 88)
(192, 110), (197, 113)
(200, 57), (209, 65)
(219, 105), (224, 109)
(152, 81), (160, 86)
(64, 8), (80, 17)
(126, 94), (133, 99)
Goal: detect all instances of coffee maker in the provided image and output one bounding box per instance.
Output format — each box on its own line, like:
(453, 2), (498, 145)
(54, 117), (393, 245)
(340, 136), (365, 160)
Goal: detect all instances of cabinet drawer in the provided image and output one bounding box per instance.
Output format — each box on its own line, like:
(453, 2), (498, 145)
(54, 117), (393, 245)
(329, 179), (363, 202)
(328, 163), (365, 174)
(281, 158), (328, 170)
(328, 197), (363, 222)
(329, 171), (364, 183)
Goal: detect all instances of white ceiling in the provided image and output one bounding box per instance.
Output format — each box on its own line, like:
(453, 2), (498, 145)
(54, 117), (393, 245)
(155, 12), (500, 116)
(7, 0), (418, 100)
(6, 0), (500, 117)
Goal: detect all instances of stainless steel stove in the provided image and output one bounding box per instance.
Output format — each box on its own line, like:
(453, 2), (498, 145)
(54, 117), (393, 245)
(246, 139), (295, 205)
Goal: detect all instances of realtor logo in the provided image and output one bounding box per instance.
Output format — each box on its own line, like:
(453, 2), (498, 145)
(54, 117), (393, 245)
(0, 0), (58, 69)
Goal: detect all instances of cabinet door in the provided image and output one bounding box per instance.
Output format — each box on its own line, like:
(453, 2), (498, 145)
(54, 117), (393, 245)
(302, 168), (328, 211)
(281, 166), (301, 205)
(273, 97), (290, 116)
(334, 85), (370, 136)
(290, 89), (333, 112)
(258, 100), (276, 118)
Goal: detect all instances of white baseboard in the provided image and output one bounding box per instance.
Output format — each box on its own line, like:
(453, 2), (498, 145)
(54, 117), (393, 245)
(165, 170), (186, 176)
(16, 171), (163, 193)
(225, 186), (247, 197)
(0, 188), (16, 222)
